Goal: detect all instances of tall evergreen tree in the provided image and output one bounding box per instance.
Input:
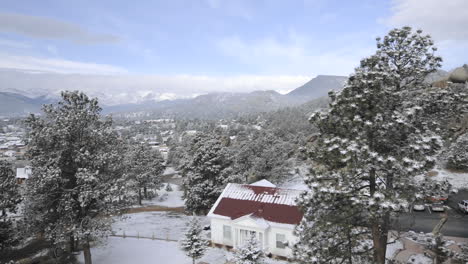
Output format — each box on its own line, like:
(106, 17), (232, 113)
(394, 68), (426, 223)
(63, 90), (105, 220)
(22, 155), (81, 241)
(182, 134), (232, 214)
(0, 161), (21, 251)
(24, 91), (125, 264)
(180, 216), (208, 264)
(124, 143), (165, 205)
(294, 27), (464, 264)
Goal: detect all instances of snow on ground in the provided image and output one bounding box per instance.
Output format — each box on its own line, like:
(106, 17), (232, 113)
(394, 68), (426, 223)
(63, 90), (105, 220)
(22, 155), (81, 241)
(77, 237), (288, 264)
(113, 211), (207, 240)
(163, 167), (178, 175)
(385, 240), (404, 260)
(279, 164), (309, 191)
(432, 168), (468, 190)
(141, 183), (184, 207)
(407, 253), (433, 264)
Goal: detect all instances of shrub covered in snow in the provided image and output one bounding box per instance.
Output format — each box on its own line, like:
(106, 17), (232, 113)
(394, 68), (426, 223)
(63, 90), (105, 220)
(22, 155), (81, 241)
(233, 233), (265, 264)
(180, 216), (209, 264)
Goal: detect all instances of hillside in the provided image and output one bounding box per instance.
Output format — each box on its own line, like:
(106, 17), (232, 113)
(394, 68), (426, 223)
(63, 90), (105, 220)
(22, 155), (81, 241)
(287, 75), (348, 99)
(0, 92), (53, 117)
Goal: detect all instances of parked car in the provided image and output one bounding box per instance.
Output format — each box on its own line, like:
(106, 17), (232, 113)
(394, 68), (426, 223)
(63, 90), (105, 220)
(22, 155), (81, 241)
(430, 203), (445, 212)
(458, 200), (468, 214)
(427, 195), (448, 203)
(413, 204), (425, 211)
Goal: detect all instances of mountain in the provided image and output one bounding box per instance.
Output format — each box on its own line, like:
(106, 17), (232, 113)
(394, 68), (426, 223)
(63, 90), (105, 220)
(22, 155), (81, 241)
(107, 90), (306, 119)
(0, 92), (54, 117)
(287, 75), (348, 100)
(0, 75), (347, 119)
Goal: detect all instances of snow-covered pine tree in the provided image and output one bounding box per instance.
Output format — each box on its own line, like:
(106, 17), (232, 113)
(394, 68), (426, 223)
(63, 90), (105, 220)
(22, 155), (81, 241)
(446, 133), (468, 171)
(124, 143), (165, 205)
(233, 233), (265, 264)
(182, 134), (232, 214)
(23, 91), (125, 264)
(0, 160), (21, 251)
(180, 216), (208, 264)
(294, 27), (465, 264)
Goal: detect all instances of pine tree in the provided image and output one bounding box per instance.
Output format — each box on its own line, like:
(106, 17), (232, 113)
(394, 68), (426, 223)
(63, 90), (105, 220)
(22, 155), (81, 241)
(233, 233), (265, 264)
(23, 91), (125, 264)
(294, 27), (464, 264)
(182, 134), (232, 214)
(0, 160), (21, 251)
(446, 133), (468, 171)
(180, 216), (208, 264)
(124, 143), (165, 205)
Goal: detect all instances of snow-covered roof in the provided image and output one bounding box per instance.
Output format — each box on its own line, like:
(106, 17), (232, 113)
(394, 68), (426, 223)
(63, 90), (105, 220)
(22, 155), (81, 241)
(207, 183), (303, 226)
(250, 179), (276, 188)
(16, 167), (32, 179)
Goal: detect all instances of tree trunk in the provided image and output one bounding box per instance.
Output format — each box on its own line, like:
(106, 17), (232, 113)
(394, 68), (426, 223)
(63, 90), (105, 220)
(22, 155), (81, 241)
(192, 257), (195, 264)
(83, 238), (92, 264)
(69, 234), (75, 252)
(371, 213), (390, 264)
(144, 186), (148, 199)
(138, 189), (142, 206)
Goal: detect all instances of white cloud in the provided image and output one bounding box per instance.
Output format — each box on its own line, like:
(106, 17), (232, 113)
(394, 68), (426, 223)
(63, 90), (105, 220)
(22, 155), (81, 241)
(0, 69), (310, 105)
(216, 34), (371, 76)
(384, 0), (468, 69)
(0, 12), (119, 44)
(385, 0), (468, 41)
(0, 53), (127, 75)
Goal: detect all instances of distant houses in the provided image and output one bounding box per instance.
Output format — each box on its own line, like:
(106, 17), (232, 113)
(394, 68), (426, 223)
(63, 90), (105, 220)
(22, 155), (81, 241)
(207, 180), (303, 258)
(16, 166), (32, 184)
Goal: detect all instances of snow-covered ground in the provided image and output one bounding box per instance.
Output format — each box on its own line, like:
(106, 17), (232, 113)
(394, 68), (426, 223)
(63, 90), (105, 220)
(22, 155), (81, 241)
(407, 254), (433, 264)
(163, 167), (178, 175)
(113, 211), (207, 240)
(279, 163), (309, 191)
(385, 240), (404, 260)
(141, 183), (184, 207)
(79, 210), (288, 264)
(432, 168), (468, 190)
(77, 237), (288, 264)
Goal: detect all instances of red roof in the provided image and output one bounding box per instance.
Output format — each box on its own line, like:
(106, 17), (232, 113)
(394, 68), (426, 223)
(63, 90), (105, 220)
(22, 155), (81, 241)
(209, 184), (303, 225)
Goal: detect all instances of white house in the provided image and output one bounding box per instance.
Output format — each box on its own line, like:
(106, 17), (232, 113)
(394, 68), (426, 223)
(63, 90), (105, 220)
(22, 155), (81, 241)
(207, 180), (303, 258)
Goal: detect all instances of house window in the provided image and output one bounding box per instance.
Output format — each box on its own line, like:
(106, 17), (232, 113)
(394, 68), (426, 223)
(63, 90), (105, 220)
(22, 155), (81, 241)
(223, 225), (232, 241)
(276, 234), (286, 249)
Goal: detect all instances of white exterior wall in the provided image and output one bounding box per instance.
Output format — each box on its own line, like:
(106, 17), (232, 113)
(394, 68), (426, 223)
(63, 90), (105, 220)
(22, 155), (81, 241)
(267, 226), (297, 257)
(211, 218), (235, 247)
(210, 217), (298, 258)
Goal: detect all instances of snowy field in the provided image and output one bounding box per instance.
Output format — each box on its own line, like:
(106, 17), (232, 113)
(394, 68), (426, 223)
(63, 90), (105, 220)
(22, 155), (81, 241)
(77, 237), (288, 264)
(113, 211), (208, 240)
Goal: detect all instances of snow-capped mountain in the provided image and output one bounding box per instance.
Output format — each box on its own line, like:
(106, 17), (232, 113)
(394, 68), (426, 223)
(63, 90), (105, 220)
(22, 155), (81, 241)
(0, 75), (347, 118)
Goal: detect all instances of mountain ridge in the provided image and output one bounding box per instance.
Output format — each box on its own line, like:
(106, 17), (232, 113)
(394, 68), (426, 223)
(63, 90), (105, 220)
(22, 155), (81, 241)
(0, 75), (348, 118)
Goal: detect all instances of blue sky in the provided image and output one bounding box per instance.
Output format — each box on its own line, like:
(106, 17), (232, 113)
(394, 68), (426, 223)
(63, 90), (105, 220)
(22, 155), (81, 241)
(0, 0), (466, 104)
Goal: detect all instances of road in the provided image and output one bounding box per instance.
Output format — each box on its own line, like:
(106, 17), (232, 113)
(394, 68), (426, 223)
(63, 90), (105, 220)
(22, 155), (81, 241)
(393, 190), (468, 237)
(395, 211), (468, 237)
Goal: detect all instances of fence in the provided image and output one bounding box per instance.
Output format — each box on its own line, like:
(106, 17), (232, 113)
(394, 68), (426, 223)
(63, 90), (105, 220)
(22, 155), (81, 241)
(110, 230), (179, 242)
